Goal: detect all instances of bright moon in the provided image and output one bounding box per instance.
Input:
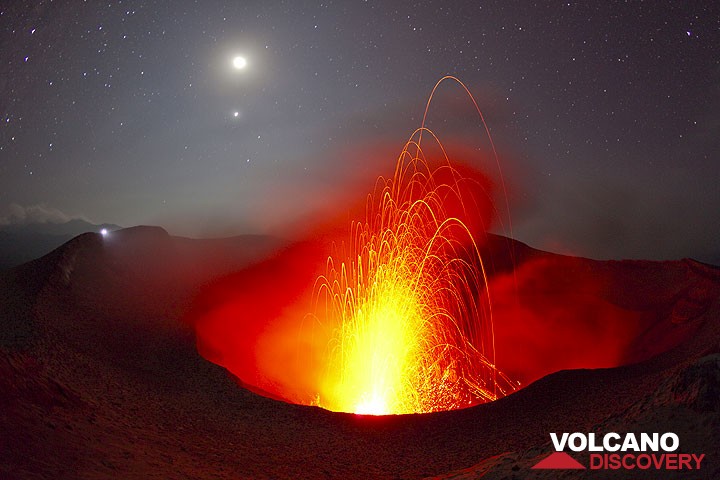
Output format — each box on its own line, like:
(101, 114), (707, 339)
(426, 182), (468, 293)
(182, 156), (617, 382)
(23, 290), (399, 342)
(232, 56), (247, 69)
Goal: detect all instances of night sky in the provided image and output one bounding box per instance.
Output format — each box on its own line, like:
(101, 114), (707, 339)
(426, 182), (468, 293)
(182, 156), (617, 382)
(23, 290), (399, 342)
(1, 1), (718, 262)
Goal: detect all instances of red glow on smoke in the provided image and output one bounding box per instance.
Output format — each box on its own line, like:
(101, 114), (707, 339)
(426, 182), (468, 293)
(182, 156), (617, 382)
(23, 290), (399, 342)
(488, 256), (652, 384)
(188, 231), (672, 407)
(190, 239), (330, 403)
(187, 77), (686, 413)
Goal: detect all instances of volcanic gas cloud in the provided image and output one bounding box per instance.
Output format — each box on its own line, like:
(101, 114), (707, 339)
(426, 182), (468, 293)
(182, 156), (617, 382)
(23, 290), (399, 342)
(189, 77), (659, 416)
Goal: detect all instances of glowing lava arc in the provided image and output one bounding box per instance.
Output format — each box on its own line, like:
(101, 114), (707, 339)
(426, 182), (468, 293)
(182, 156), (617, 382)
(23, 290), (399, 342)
(309, 130), (518, 415)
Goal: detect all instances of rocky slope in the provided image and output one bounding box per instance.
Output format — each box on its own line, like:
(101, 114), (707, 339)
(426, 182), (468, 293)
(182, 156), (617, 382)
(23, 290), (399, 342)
(1, 227), (717, 479)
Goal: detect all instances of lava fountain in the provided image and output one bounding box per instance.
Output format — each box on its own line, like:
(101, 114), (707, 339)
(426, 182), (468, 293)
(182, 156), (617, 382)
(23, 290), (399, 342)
(308, 80), (518, 414)
(191, 77), (520, 416)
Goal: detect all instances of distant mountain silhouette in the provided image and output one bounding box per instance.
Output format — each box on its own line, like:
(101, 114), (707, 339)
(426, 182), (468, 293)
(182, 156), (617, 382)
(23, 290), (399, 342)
(0, 219), (121, 270)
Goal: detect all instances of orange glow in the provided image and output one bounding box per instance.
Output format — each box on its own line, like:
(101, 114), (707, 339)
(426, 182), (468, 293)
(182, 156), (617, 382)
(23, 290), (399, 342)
(189, 77), (528, 415)
(309, 128), (518, 415)
(188, 78), (676, 416)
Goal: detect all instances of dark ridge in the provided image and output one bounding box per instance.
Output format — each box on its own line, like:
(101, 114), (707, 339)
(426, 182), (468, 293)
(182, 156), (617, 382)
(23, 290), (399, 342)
(0, 220), (123, 271)
(0, 232), (105, 348)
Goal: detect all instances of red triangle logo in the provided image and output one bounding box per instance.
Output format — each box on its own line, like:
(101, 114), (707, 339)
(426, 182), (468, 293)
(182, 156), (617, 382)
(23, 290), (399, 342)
(532, 451), (586, 469)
